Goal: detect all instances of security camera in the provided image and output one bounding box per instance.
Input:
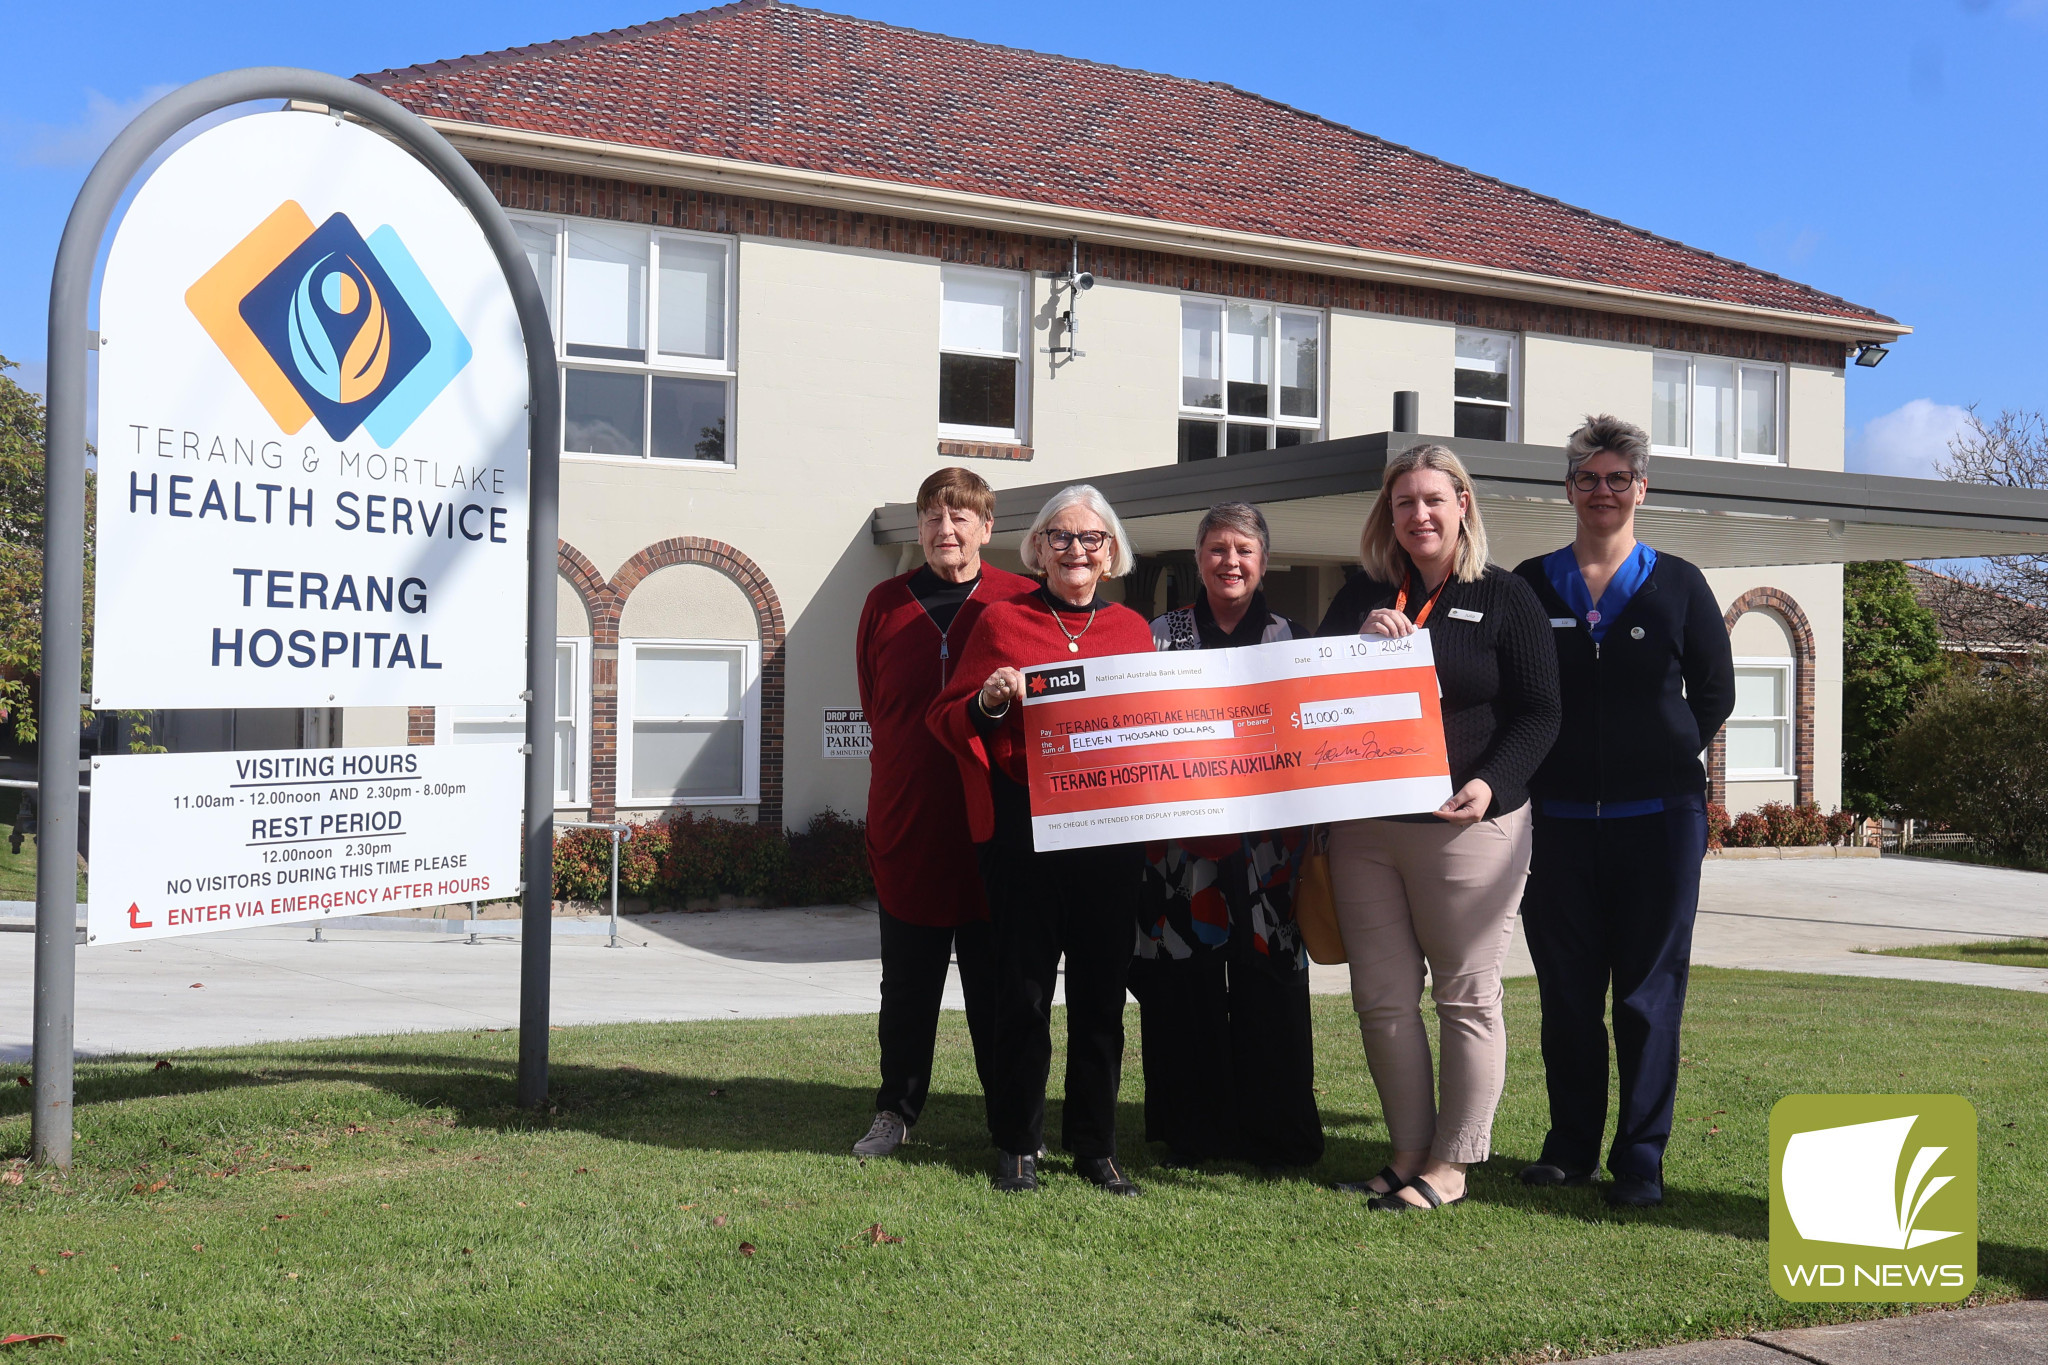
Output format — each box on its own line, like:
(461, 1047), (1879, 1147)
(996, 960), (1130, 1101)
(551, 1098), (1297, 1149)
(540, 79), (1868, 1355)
(1073, 271), (1095, 291)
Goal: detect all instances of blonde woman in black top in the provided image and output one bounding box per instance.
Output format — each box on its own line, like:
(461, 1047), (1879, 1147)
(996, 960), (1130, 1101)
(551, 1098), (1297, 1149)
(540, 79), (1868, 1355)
(1315, 443), (1560, 1212)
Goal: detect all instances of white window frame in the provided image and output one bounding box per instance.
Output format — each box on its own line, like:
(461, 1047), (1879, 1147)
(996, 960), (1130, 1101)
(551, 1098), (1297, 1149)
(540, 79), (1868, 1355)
(938, 264), (1029, 444)
(1726, 655), (1795, 781)
(1453, 327), (1520, 443)
(616, 637), (762, 808)
(1650, 351), (1786, 465)
(510, 210), (739, 470)
(436, 638), (590, 807)
(1175, 295), (1324, 458)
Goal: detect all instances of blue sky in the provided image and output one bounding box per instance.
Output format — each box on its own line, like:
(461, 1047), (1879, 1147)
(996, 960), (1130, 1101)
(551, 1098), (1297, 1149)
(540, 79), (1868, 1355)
(5, 0), (2046, 477)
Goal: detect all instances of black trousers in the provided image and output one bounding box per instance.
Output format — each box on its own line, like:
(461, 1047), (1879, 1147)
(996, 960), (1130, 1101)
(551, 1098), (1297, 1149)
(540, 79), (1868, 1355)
(873, 907), (999, 1127)
(1520, 797), (1706, 1181)
(1130, 951), (1323, 1167)
(978, 839), (1142, 1160)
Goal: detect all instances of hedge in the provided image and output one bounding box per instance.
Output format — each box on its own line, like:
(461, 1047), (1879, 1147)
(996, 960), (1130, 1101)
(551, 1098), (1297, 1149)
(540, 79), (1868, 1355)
(553, 809), (872, 909)
(1707, 802), (1858, 851)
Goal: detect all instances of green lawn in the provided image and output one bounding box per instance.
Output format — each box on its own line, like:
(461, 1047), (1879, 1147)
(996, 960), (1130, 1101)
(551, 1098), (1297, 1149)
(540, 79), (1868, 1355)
(0, 787), (89, 903)
(3, 969), (2043, 1364)
(1869, 937), (2048, 969)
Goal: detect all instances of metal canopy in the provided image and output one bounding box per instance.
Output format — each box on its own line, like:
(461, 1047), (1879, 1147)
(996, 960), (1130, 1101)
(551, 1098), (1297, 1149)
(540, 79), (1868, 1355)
(870, 432), (2048, 570)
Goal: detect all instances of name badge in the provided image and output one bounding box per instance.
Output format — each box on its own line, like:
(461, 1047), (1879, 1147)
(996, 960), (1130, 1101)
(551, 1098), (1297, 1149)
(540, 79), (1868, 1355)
(1446, 607), (1484, 622)
(1549, 617), (1577, 628)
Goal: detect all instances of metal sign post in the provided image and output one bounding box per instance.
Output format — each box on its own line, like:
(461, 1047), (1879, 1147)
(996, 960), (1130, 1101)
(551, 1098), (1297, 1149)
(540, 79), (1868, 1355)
(34, 67), (561, 1167)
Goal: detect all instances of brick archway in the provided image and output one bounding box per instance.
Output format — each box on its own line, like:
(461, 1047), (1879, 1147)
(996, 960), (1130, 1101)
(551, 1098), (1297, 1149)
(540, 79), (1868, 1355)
(1709, 587), (1815, 809)
(556, 536), (785, 828)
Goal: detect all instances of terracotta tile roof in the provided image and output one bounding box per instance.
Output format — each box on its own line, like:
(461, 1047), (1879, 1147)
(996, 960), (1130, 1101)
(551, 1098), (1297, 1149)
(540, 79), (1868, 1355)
(360, 1), (1893, 326)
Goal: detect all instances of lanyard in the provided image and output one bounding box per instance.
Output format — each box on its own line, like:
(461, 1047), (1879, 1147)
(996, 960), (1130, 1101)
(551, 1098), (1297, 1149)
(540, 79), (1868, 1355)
(1393, 572), (1449, 627)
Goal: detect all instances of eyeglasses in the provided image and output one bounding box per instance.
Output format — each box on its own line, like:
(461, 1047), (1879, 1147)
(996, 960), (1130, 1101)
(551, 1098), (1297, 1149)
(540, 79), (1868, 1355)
(1040, 529), (1112, 552)
(1568, 470), (1641, 493)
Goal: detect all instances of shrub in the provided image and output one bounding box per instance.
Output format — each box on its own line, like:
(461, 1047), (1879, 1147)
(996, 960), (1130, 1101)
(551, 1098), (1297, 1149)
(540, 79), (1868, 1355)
(782, 809), (874, 906)
(1759, 802), (1828, 847)
(552, 828), (614, 903)
(1824, 808), (1858, 847)
(1890, 671), (2048, 865)
(657, 811), (790, 902)
(617, 821), (670, 899)
(1726, 811), (1771, 848)
(1706, 803), (1729, 851)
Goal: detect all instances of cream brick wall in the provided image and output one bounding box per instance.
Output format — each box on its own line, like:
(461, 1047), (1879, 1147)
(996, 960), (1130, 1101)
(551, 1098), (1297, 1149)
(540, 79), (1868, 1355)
(1520, 336), (1652, 448)
(1326, 311), (1453, 439)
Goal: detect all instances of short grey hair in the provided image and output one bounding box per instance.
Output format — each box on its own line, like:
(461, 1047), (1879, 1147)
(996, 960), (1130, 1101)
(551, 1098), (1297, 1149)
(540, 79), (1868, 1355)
(1565, 414), (1651, 480)
(1194, 502), (1270, 555)
(1019, 484), (1137, 578)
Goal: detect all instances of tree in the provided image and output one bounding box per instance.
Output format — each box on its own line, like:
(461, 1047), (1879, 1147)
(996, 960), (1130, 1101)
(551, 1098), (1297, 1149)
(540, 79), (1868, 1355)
(1937, 407), (2048, 649)
(1841, 561), (1944, 817)
(1889, 670), (2048, 865)
(0, 354), (97, 745)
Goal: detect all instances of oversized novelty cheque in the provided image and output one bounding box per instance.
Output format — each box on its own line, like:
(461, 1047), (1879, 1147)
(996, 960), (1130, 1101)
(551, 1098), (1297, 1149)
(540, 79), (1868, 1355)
(1022, 633), (1453, 851)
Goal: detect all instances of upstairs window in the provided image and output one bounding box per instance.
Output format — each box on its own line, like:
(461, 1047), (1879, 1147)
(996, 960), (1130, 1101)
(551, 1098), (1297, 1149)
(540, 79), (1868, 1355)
(1652, 352), (1782, 462)
(512, 213), (735, 465)
(939, 267), (1026, 442)
(1178, 299), (1322, 460)
(1453, 329), (1517, 441)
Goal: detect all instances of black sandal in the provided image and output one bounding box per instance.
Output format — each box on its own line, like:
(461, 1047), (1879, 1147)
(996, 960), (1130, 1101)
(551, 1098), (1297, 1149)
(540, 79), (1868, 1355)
(1335, 1165), (1407, 1196)
(1369, 1175), (1467, 1211)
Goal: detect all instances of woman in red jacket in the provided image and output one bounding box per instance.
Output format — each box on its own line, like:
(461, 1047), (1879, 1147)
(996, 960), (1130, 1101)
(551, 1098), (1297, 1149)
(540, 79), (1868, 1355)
(930, 484), (1154, 1197)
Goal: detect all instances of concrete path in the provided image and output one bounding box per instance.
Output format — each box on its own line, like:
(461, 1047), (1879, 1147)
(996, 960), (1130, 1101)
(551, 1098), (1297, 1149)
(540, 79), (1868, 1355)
(1581, 1298), (2047, 1362)
(3, 856), (2045, 1060)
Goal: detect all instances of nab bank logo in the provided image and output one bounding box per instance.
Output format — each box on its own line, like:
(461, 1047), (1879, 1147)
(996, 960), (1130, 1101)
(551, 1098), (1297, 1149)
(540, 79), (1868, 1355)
(1025, 664), (1087, 699)
(186, 201), (471, 446)
(1769, 1095), (1976, 1302)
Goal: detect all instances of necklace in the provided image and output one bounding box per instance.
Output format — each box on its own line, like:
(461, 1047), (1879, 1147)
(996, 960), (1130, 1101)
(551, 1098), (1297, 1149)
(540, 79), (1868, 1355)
(1049, 597), (1096, 652)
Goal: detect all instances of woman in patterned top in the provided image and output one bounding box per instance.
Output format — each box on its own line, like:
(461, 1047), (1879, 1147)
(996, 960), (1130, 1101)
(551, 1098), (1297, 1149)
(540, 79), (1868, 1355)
(1133, 501), (1325, 1170)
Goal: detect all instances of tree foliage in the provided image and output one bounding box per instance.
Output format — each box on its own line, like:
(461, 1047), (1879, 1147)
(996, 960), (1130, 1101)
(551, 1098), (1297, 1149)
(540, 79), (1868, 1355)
(1889, 670), (2048, 864)
(0, 354), (96, 744)
(1841, 560), (1944, 816)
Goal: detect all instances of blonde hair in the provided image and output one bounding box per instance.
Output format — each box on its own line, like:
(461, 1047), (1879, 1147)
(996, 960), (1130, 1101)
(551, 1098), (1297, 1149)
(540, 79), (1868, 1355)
(1020, 484), (1137, 578)
(1359, 443), (1489, 585)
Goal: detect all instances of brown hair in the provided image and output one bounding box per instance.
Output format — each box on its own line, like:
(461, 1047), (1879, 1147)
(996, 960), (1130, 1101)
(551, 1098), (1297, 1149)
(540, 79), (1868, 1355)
(915, 466), (996, 521)
(1358, 443), (1490, 585)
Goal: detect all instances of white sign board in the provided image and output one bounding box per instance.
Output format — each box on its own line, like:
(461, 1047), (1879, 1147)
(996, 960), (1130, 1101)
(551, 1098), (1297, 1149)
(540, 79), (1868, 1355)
(823, 708), (871, 759)
(93, 110), (529, 707)
(86, 745), (522, 946)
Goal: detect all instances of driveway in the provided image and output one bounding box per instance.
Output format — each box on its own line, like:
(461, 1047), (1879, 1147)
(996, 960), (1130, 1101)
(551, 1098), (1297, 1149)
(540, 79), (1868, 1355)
(3, 855), (2043, 1059)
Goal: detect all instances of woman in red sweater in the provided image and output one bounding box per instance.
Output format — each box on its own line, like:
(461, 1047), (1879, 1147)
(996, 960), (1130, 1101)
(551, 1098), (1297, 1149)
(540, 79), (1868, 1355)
(929, 484), (1154, 1196)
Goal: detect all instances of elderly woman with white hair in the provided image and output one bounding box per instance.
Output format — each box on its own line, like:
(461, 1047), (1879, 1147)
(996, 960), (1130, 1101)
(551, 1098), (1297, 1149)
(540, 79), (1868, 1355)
(1133, 501), (1324, 1172)
(929, 484), (1154, 1196)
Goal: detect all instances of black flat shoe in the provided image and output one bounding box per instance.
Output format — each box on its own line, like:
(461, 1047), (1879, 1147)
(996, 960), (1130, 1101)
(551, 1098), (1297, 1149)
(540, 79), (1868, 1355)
(1518, 1162), (1598, 1188)
(1368, 1175), (1466, 1212)
(1604, 1174), (1663, 1207)
(1076, 1156), (1142, 1197)
(1335, 1165), (1407, 1196)
(991, 1152), (1039, 1193)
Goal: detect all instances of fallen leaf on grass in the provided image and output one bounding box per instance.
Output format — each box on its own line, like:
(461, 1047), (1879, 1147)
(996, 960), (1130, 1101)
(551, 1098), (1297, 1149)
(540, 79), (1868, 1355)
(678, 1204), (697, 1211)
(574, 1167), (588, 1175)
(11, 1077), (26, 1088)
(131, 1180), (167, 1195)
(0, 1334), (65, 1346)
(737, 1242), (755, 1257)
(711, 1214), (728, 1228)
(188, 983), (204, 990)
(0, 1172), (21, 1187)
(273, 1213), (293, 1222)
(866, 1224), (902, 1245)
(56, 1253), (73, 1260)
(152, 1060), (172, 1071)
(1708, 1126), (1722, 1135)
(707, 1088), (726, 1098)
(284, 1272), (299, 1281)
(191, 1245), (203, 1253)
(277, 1164), (311, 1172)
(344, 1125), (366, 1136)
(515, 1201), (528, 1208)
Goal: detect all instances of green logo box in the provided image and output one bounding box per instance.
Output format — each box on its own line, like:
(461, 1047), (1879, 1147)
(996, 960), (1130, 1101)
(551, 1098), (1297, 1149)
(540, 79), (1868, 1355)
(1769, 1094), (1976, 1302)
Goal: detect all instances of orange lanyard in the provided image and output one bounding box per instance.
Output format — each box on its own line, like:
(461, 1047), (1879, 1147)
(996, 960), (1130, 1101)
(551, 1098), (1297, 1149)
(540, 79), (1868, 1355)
(1393, 574), (1449, 627)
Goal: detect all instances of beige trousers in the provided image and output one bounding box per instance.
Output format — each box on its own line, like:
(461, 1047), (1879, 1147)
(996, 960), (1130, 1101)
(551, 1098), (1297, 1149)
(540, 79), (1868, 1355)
(1328, 805), (1533, 1164)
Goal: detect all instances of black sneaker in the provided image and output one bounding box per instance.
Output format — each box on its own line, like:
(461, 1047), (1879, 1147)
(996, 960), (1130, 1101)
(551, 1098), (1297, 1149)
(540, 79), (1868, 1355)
(991, 1152), (1039, 1193)
(1604, 1174), (1664, 1207)
(1518, 1162), (1598, 1188)
(1076, 1156), (1142, 1197)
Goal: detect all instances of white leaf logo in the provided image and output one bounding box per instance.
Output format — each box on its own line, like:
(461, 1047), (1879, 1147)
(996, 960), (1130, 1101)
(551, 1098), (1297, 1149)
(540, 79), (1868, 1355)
(1782, 1115), (1961, 1249)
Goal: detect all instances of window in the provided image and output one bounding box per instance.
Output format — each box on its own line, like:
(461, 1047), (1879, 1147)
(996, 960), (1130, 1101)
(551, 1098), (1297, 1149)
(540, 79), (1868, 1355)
(1454, 329), (1517, 441)
(619, 639), (760, 805)
(439, 639), (589, 806)
(940, 267), (1026, 441)
(1651, 352), (1782, 462)
(512, 213), (735, 465)
(1726, 658), (1793, 778)
(1177, 298), (1321, 460)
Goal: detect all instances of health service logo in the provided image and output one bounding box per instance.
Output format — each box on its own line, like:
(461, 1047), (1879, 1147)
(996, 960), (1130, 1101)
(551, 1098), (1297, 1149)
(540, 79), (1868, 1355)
(186, 201), (471, 445)
(1769, 1094), (1976, 1302)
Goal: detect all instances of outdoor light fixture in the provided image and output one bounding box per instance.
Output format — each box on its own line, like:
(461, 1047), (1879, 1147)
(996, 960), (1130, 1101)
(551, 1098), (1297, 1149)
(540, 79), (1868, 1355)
(1044, 238), (1094, 359)
(1854, 342), (1889, 368)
